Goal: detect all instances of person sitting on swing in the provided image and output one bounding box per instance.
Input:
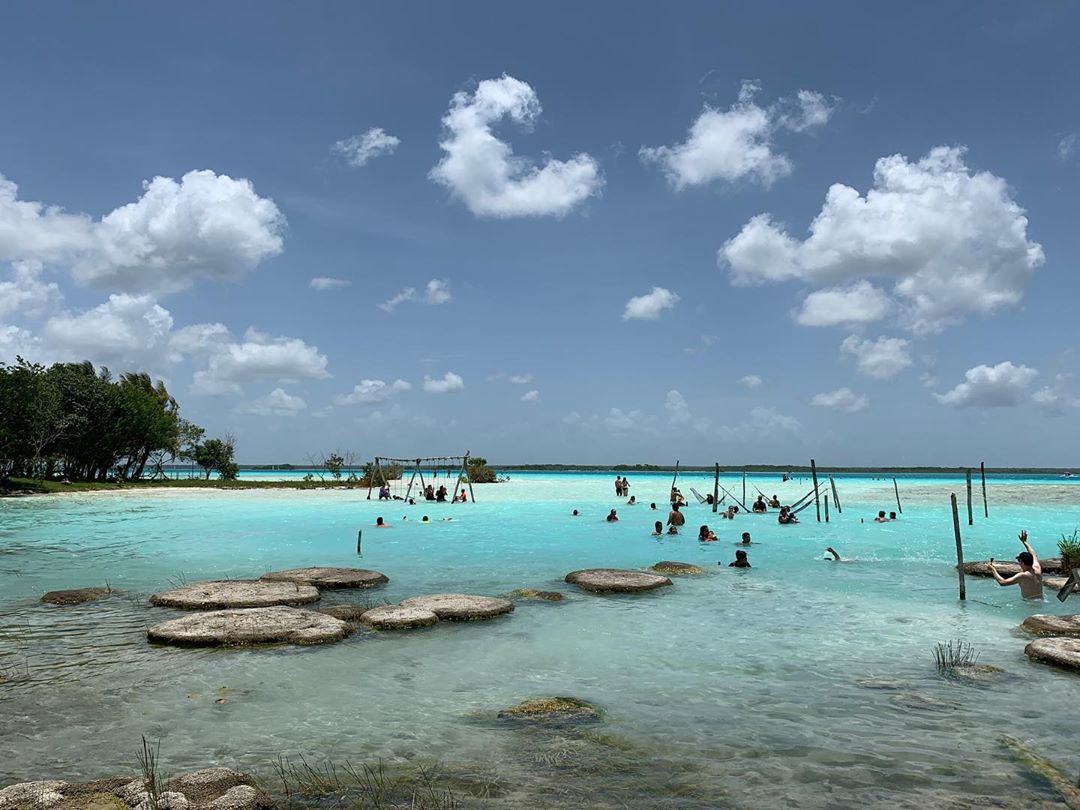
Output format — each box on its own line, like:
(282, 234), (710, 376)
(436, 485), (448, 502)
(424, 484), (435, 501)
(455, 488), (468, 502)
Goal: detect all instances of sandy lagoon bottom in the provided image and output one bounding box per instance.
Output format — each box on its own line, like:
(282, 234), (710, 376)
(2, 472), (1080, 807)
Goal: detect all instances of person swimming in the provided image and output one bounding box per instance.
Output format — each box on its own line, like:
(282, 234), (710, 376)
(889, 511), (897, 520)
(698, 524), (717, 542)
(652, 521), (664, 537)
(728, 549), (751, 568)
(668, 503), (685, 528)
(627, 496), (637, 505)
(874, 511), (889, 523)
(740, 532), (752, 546)
(375, 517), (388, 527)
(988, 530), (1044, 600)
(606, 509), (619, 523)
(572, 509), (580, 516)
(421, 515), (430, 523)
(650, 502), (658, 510)
(825, 546), (840, 561)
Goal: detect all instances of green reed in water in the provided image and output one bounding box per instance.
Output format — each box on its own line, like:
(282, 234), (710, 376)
(932, 639), (979, 671)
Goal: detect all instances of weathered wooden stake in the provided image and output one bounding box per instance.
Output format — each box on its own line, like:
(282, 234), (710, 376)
(356, 529), (362, 555)
(712, 463), (719, 514)
(893, 477), (903, 514)
(829, 475), (842, 513)
(810, 458), (821, 523)
(742, 471), (746, 508)
(951, 493), (965, 601)
(980, 461), (988, 518)
(824, 494), (830, 523)
(972, 468), (980, 527)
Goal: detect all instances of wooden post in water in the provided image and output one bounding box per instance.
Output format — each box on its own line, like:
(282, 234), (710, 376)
(670, 460), (680, 502)
(972, 468), (980, 527)
(825, 494), (830, 523)
(356, 529), (362, 555)
(980, 461), (988, 518)
(712, 463), (719, 514)
(810, 459), (821, 523)
(951, 493), (966, 601)
(893, 477), (903, 514)
(742, 471), (746, 508)
(829, 475), (842, 513)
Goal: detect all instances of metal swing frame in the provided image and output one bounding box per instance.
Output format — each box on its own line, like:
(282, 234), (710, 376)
(365, 451), (476, 503)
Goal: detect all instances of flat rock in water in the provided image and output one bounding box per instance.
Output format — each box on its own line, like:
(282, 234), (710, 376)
(963, 558), (1065, 577)
(147, 606), (351, 647)
(1044, 576), (1080, 594)
(359, 604), (439, 630)
(565, 568), (672, 593)
(318, 604), (371, 622)
(507, 588), (564, 602)
(260, 567), (388, 589)
(40, 587), (111, 605)
(855, 677), (912, 690)
(150, 580), (320, 610)
(498, 697), (600, 724)
(649, 561), (704, 575)
(1025, 637), (1080, 671)
(399, 593), (513, 620)
(1022, 614), (1080, 637)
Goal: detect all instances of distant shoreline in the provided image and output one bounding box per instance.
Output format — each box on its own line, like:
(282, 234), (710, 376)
(234, 463), (1078, 475)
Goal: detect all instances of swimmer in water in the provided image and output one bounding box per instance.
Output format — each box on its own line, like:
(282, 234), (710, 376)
(698, 524), (718, 542)
(572, 509), (580, 516)
(652, 521), (664, 537)
(740, 532), (752, 546)
(874, 511), (889, 523)
(988, 530), (1044, 600)
(375, 517), (388, 527)
(727, 549), (751, 568)
(825, 547), (841, 561)
(606, 509), (619, 523)
(752, 496), (767, 513)
(667, 525), (679, 535)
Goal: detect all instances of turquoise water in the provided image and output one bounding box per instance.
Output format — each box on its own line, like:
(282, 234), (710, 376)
(2, 473), (1079, 807)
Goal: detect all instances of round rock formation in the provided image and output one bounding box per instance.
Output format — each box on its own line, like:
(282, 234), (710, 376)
(318, 604), (371, 622)
(565, 569), (672, 593)
(359, 604), (439, 630)
(260, 567), (388, 590)
(41, 587), (112, 605)
(150, 580), (319, 610)
(147, 606), (351, 647)
(498, 697), (600, 724)
(1022, 614), (1080, 637)
(649, 561), (703, 575)
(1024, 637), (1080, 671)
(399, 593), (514, 620)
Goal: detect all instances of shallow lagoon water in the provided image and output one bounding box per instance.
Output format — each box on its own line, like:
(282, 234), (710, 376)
(2, 472), (1080, 807)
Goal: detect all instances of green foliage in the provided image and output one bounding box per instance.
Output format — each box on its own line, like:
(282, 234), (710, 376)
(325, 453), (345, 480)
(467, 456), (496, 484)
(191, 434), (239, 480)
(1058, 529), (1080, 570)
(0, 358), (195, 483)
(358, 462), (403, 487)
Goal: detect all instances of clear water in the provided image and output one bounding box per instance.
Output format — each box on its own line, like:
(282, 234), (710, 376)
(2, 473), (1079, 807)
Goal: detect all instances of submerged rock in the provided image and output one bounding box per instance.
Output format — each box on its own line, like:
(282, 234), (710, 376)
(40, 587), (111, 605)
(948, 664), (1006, 681)
(1043, 576), (1080, 595)
(564, 569), (672, 593)
(506, 589), (564, 602)
(498, 697), (600, 724)
(149, 580), (320, 610)
(1024, 637), (1080, 672)
(399, 594), (513, 621)
(147, 606), (351, 647)
(359, 604), (440, 630)
(318, 604), (373, 622)
(0, 780), (66, 809)
(890, 692), (958, 711)
(1022, 614), (1080, 637)
(649, 561), (704, 575)
(854, 677), (912, 690)
(260, 567), (388, 590)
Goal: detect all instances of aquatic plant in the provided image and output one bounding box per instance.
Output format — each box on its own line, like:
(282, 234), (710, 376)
(272, 755), (459, 809)
(136, 735), (164, 810)
(932, 639), (979, 671)
(1058, 529), (1080, 572)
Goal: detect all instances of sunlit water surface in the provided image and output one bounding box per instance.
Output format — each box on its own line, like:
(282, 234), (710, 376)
(2, 472), (1079, 807)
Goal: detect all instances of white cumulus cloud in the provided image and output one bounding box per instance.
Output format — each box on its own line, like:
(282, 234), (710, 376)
(840, 335), (913, 379)
(192, 327), (330, 395)
(429, 74), (603, 218)
(332, 127), (400, 167)
(425, 278), (452, 305)
(811, 387), (869, 413)
(720, 147), (1044, 334)
(739, 375), (763, 388)
(423, 371), (464, 394)
(240, 388), (307, 416)
(934, 361), (1038, 408)
(0, 260), (61, 317)
(520, 389), (540, 402)
(0, 170), (285, 295)
(640, 82), (835, 189)
(795, 280), (891, 327)
(335, 379), (411, 405)
(309, 276), (350, 291)
(43, 293), (174, 370)
(623, 287), (679, 320)
(508, 373), (533, 384)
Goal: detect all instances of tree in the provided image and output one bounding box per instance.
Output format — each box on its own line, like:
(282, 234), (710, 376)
(191, 434), (238, 480)
(467, 456), (496, 484)
(324, 453), (345, 480)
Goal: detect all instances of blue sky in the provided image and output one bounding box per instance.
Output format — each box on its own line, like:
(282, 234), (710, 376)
(1, 2), (1079, 466)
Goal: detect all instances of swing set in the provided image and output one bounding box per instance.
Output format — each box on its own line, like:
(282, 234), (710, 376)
(365, 453), (477, 503)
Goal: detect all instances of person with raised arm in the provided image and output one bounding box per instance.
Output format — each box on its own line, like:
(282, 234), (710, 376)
(988, 530), (1043, 600)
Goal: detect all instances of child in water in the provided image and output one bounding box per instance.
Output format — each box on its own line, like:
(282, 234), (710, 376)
(728, 550), (751, 568)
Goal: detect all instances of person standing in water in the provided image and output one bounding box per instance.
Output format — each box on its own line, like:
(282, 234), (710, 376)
(988, 530), (1043, 600)
(728, 550), (751, 568)
(668, 503), (685, 529)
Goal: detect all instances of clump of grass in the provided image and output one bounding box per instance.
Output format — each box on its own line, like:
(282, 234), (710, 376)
(1058, 529), (1080, 571)
(272, 756), (458, 809)
(933, 639), (979, 671)
(136, 735), (164, 810)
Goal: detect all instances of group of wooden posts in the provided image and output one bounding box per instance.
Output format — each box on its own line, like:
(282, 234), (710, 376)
(952, 462), (989, 601)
